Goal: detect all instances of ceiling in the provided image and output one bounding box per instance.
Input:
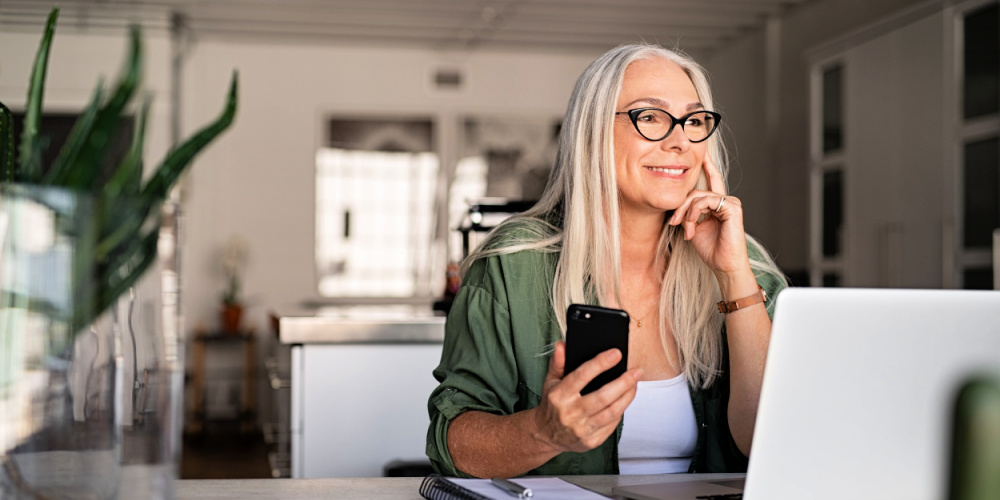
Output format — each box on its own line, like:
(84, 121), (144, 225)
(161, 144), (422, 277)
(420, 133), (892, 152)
(0, 0), (811, 55)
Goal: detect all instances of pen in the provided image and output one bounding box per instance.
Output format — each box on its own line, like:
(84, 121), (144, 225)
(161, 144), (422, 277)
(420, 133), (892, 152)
(491, 477), (533, 499)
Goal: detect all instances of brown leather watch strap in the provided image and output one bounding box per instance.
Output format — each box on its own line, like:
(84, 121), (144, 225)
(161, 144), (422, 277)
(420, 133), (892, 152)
(717, 284), (767, 314)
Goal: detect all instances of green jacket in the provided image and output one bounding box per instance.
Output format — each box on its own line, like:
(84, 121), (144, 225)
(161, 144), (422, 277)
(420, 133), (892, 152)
(426, 231), (786, 477)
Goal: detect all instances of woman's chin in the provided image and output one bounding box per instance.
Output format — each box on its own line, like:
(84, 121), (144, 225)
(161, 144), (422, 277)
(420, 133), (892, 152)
(655, 201), (685, 213)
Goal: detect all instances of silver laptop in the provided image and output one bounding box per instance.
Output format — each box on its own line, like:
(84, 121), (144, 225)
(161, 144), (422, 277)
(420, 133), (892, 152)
(614, 288), (1000, 500)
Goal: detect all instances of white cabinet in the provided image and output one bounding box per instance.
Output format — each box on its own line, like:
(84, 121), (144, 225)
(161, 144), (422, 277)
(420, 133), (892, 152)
(291, 343), (443, 478)
(280, 305), (446, 478)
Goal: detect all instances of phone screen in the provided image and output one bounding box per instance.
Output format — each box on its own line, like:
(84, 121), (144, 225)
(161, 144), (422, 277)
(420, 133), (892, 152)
(564, 304), (630, 395)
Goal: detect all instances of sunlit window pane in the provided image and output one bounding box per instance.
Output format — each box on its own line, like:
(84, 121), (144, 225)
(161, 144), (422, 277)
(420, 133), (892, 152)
(315, 148), (439, 297)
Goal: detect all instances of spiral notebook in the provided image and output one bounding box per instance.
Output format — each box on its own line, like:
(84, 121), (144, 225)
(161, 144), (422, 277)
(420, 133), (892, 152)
(419, 474), (609, 500)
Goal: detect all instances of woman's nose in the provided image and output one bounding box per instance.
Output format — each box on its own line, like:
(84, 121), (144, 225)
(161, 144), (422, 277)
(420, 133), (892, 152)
(659, 126), (691, 152)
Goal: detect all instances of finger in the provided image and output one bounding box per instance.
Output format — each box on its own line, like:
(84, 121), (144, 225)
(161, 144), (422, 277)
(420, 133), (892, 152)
(687, 194), (742, 224)
(668, 195), (696, 226)
(546, 341), (566, 381)
(684, 219), (698, 240)
(682, 196), (721, 240)
(668, 189), (714, 226)
(579, 382), (640, 448)
(586, 377), (639, 429)
(582, 368), (641, 414)
(703, 151), (727, 196)
(685, 195), (723, 223)
(562, 348), (622, 394)
(583, 421), (625, 450)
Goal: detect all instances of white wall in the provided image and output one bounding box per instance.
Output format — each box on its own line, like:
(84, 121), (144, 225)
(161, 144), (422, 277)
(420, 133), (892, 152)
(179, 41), (600, 335)
(703, 0), (931, 277)
(839, 11), (946, 288)
(702, 29), (771, 247)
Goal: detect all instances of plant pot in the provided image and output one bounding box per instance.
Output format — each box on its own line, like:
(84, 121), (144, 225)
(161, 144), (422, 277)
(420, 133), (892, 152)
(0, 185), (121, 498)
(220, 304), (243, 334)
(0, 185), (184, 499)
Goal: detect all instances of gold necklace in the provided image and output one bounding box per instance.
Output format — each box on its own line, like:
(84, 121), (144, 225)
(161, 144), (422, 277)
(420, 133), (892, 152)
(630, 302), (657, 328)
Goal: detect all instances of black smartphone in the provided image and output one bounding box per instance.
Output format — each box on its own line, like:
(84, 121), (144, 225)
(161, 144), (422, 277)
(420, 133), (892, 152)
(564, 304), (630, 395)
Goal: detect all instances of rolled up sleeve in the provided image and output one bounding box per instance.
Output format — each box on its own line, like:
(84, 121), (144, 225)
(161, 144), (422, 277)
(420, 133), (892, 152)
(426, 258), (519, 477)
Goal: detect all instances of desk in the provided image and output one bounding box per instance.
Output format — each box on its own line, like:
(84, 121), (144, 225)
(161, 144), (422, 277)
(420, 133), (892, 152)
(175, 473), (746, 499)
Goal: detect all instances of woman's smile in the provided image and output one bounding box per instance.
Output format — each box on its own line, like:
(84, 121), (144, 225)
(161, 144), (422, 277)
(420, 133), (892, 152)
(645, 165), (690, 179)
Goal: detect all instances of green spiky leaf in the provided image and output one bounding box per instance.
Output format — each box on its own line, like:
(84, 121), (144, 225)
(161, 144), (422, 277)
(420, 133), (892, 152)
(18, 8), (59, 182)
(95, 198), (157, 262)
(83, 225), (159, 334)
(57, 26), (142, 190)
(0, 102), (14, 182)
(94, 95), (152, 262)
(143, 71), (238, 200)
(4, 7), (239, 339)
(105, 95), (149, 199)
(44, 81), (105, 185)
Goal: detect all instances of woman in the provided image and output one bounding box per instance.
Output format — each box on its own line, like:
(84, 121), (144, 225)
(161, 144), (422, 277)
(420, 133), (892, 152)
(426, 43), (787, 478)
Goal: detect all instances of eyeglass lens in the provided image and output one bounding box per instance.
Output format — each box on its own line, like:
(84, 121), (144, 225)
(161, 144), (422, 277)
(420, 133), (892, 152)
(633, 109), (717, 142)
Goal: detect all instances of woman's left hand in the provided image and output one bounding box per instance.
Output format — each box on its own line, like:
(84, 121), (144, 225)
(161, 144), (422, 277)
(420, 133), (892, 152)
(667, 153), (750, 276)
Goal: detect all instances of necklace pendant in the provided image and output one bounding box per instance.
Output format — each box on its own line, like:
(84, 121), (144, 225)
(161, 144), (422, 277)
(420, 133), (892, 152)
(637, 320), (642, 328)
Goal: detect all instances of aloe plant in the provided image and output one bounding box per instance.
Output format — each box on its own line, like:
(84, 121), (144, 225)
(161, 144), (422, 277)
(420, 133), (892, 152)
(0, 7), (238, 337)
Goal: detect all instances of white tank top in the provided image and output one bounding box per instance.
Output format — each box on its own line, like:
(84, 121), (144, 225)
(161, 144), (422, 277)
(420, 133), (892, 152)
(618, 373), (698, 474)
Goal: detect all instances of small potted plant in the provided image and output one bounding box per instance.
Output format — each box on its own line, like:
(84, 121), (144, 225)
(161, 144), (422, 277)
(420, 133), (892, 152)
(220, 234), (248, 334)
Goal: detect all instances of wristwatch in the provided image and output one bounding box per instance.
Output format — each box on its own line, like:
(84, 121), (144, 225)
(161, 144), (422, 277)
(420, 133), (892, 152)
(717, 285), (767, 314)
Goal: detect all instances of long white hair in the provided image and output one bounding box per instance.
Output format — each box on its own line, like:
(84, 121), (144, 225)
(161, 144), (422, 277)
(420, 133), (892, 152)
(464, 43), (785, 389)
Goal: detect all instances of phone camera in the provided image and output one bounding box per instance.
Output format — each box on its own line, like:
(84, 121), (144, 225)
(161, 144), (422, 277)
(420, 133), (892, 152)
(572, 310), (581, 319)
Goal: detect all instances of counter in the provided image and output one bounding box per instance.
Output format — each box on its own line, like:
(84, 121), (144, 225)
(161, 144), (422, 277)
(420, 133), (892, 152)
(277, 304), (446, 479)
(279, 304), (446, 344)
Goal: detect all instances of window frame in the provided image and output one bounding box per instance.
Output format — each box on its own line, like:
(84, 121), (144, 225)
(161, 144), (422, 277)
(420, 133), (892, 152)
(948, 0), (1000, 289)
(810, 58), (848, 287)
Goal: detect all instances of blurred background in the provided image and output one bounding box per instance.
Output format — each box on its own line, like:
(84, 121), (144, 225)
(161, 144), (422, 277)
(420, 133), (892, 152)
(1, 0), (997, 480)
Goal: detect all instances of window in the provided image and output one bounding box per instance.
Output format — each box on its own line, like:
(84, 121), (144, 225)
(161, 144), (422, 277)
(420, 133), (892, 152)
(822, 66), (845, 154)
(963, 267), (994, 289)
(822, 273), (842, 288)
(449, 115), (560, 259)
(955, 2), (1000, 289)
(822, 170), (844, 258)
(9, 112), (133, 180)
(315, 118), (440, 297)
(963, 137), (1000, 249)
(964, 3), (1000, 120)
(811, 62), (846, 287)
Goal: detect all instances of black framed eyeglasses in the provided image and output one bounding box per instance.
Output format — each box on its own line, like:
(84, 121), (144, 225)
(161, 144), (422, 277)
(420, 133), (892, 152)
(615, 108), (722, 143)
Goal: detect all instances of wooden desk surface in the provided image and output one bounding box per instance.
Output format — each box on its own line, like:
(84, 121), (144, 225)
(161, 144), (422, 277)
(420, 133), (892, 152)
(176, 473), (746, 499)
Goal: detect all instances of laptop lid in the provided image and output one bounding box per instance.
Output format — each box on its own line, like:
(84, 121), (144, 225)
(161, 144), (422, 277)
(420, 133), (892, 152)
(744, 288), (1000, 500)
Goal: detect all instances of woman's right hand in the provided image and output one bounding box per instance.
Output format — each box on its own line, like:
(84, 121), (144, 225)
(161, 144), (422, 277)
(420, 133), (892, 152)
(532, 341), (642, 453)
